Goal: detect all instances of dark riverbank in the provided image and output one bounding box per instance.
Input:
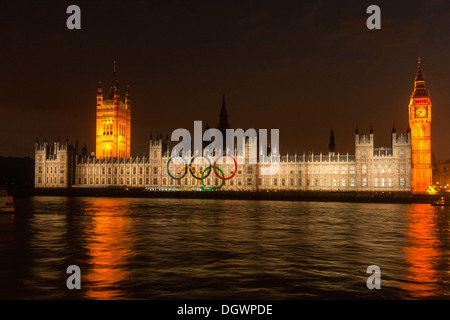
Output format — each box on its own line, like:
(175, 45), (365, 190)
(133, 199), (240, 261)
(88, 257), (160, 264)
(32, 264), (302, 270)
(11, 187), (444, 204)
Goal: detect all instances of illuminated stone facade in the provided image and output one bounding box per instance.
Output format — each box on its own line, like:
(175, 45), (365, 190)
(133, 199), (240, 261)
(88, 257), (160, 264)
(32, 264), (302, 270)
(69, 125), (411, 192)
(34, 139), (77, 188)
(36, 61), (432, 193)
(95, 63), (131, 159)
(409, 58), (432, 194)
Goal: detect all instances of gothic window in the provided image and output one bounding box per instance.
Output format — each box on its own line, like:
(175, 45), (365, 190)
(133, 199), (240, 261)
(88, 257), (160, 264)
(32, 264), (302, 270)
(362, 177), (368, 187)
(362, 164), (368, 174)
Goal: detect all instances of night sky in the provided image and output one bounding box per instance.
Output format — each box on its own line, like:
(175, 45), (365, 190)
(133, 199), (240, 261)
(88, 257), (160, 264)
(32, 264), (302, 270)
(1, 0), (450, 161)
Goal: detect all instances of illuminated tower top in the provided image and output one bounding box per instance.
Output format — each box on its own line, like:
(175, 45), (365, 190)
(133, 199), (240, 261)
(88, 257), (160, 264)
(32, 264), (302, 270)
(412, 57), (429, 99)
(95, 62), (132, 159)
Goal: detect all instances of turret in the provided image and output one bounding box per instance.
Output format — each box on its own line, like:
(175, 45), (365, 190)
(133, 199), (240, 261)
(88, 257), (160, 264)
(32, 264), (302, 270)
(370, 125), (374, 144)
(125, 85), (131, 109)
(113, 62), (120, 109)
(391, 125), (396, 147)
(97, 82), (103, 109)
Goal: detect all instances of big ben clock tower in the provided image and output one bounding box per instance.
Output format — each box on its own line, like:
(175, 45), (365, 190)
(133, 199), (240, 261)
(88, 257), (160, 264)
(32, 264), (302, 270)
(409, 57), (432, 194)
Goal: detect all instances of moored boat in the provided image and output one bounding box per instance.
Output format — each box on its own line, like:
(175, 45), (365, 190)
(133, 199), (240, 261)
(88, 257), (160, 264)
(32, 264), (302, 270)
(0, 190), (14, 213)
(431, 196), (450, 206)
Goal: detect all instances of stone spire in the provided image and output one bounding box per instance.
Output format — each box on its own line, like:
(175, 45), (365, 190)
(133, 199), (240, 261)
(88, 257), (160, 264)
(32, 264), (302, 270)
(412, 56), (429, 98)
(217, 95), (230, 135)
(328, 130), (336, 153)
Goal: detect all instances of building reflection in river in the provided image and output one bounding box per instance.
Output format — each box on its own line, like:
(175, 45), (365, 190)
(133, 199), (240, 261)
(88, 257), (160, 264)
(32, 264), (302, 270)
(82, 198), (135, 299)
(402, 204), (449, 299)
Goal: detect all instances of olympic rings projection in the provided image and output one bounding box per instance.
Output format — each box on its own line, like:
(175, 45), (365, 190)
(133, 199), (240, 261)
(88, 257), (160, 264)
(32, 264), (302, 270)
(167, 154), (238, 191)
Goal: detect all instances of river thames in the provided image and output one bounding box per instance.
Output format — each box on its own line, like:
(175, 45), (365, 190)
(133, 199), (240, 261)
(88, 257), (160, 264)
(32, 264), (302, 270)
(0, 196), (448, 299)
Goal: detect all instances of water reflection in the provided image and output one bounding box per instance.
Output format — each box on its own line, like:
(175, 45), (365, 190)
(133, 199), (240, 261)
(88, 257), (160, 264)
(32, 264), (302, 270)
(82, 198), (134, 299)
(402, 204), (447, 299)
(2, 197), (449, 299)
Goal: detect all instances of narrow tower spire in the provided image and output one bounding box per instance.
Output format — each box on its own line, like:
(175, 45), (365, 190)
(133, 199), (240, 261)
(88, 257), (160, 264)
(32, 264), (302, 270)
(113, 61), (117, 82)
(328, 129), (336, 153)
(217, 94), (230, 135)
(412, 56), (428, 98)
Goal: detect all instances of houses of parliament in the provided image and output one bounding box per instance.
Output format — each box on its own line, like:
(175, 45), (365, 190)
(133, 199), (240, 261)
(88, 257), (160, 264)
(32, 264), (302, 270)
(34, 59), (434, 194)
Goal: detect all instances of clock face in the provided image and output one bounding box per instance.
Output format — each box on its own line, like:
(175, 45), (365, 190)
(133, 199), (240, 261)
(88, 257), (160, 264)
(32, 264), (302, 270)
(415, 106), (427, 118)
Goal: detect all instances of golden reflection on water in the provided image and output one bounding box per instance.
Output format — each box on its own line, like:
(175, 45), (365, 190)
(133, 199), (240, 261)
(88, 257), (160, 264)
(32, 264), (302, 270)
(83, 198), (134, 300)
(403, 204), (440, 299)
